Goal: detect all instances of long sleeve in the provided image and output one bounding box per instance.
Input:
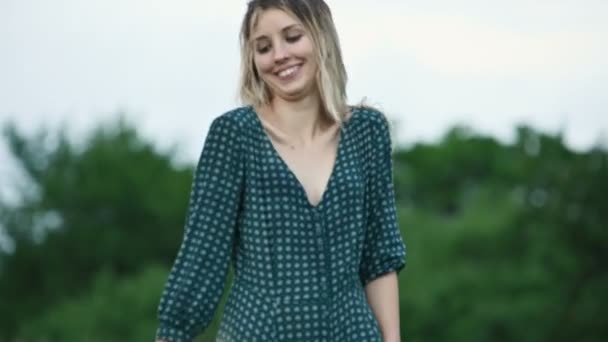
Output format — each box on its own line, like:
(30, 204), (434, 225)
(155, 115), (245, 342)
(359, 112), (407, 287)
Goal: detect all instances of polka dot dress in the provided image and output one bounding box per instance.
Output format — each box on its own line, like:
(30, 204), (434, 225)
(155, 105), (407, 342)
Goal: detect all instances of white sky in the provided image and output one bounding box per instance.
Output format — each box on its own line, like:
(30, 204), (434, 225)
(1, 0), (607, 179)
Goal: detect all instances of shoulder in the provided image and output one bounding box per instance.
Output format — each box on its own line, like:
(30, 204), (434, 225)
(212, 106), (251, 129)
(206, 106), (256, 143)
(350, 105), (388, 125)
(349, 104), (392, 140)
(203, 106), (253, 157)
(350, 105), (395, 158)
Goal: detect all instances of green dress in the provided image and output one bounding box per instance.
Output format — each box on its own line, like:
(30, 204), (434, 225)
(155, 105), (407, 341)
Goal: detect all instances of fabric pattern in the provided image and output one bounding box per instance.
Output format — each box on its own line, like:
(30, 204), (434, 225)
(155, 105), (407, 342)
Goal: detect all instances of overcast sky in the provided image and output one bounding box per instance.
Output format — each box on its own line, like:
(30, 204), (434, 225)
(1, 0), (607, 176)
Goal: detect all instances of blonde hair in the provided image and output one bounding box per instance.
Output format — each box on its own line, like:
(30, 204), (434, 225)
(238, 0), (349, 124)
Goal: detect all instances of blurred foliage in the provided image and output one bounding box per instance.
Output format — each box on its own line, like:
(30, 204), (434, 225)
(20, 265), (165, 341)
(0, 116), (606, 342)
(18, 264), (232, 342)
(0, 116), (193, 340)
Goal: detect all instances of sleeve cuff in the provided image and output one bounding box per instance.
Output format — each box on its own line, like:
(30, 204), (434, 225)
(360, 256), (406, 287)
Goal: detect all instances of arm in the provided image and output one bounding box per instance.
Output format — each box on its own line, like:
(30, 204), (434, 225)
(155, 115), (244, 342)
(364, 271), (401, 342)
(359, 111), (407, 341)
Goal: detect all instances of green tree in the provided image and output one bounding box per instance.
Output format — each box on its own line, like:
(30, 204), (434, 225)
(1, 115), (606, 341)
(0, 115), (194, 339)
(396, 126), (608, 342)
(19, 264), (232, 342)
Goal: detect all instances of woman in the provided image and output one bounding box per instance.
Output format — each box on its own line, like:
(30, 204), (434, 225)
(155, 1), (407, 341)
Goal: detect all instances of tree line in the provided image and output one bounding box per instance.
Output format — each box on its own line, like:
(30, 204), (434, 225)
(0, 115), (605, 341)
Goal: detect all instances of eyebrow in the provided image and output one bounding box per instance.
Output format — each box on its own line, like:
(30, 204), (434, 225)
(252, 24), (302, 41)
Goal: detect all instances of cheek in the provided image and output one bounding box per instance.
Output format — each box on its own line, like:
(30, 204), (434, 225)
(297, 37), (316, 58)
(300, 48), (318, 73)
(253, 55), (273, 75)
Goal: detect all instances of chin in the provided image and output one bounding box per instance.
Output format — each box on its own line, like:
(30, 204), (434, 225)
(272, 82), (316, 101)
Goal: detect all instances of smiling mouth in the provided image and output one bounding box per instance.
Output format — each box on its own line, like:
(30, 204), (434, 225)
(275, 64), (302, 80)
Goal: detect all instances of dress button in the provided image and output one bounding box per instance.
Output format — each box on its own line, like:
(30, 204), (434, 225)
(317, 237), (324, 248)
(315, 222), (323, 234)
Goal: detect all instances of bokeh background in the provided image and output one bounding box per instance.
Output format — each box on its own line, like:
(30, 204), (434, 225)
(1, 0), (607, 341)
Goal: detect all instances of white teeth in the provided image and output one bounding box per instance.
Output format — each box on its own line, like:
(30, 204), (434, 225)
(278, 65), (299, 78)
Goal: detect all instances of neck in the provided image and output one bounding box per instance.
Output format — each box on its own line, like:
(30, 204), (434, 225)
(265, 93), (331, 145)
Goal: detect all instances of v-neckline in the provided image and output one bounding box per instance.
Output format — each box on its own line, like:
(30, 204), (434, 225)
(249, 105), (353, 210)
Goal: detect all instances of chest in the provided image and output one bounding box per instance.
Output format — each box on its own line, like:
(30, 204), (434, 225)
(246, 107), (367, 211)
(268, 130), (340, 208)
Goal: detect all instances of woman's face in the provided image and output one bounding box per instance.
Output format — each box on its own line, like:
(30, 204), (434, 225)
(250, 8), (318, 102)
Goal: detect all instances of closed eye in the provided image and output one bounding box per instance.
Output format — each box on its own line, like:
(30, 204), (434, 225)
(286, 34), (302, 43)
(257, 45), (271, 54)
(255, 35), (301, 54)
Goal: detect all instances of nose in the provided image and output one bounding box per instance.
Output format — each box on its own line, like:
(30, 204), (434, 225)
(272, 40), (289, 63)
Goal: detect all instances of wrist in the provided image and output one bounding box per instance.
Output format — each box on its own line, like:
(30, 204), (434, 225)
(383, 333), (401, 342)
